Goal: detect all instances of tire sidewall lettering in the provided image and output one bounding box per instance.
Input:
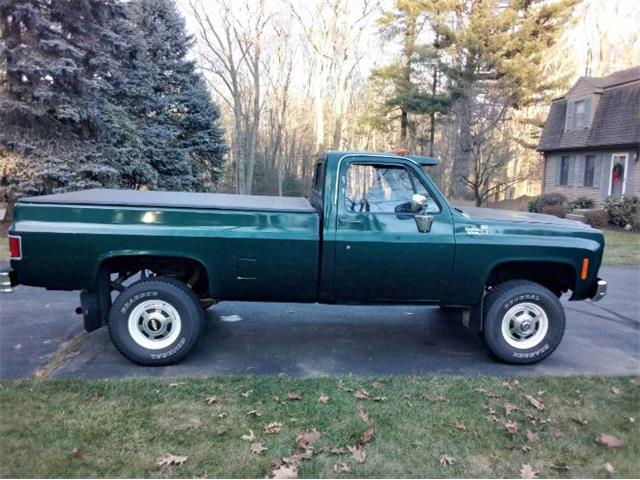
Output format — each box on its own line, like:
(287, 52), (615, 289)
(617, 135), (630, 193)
(120, 290), (159, 315)
(503, 294), (541, 311)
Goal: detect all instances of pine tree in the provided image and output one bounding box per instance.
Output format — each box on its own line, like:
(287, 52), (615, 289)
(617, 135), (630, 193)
(372, 0), (451, 151)
(443, 0), (577, 196)
(130, 0), (227, 192)
(1, 0), (226, 218)
(0, 0), (121, 203)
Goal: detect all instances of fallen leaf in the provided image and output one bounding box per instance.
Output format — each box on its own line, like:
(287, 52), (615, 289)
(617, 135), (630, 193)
(265, 422), (283, 434)
(439, 454), (455, 466)
(629, 417), (635, 423)
(272, 465), (298, 479)
(520, 464), (538, 479)
(204, 396), (220, 405)
(241, 429), (256, 442)
(216, 425), (227, 436)
(272, 458), (284, 469)
(318, 394), (330, 404)
(296, 429), (321, 449)
(526, 430), (539, 443)
(610, 387), (622, 395)
(217, 412), (227, 419)
(474, 387), (500, 398)
(168, 382), (184, 388)
(359, 426), (374, 446)
(505, 419), (519, 436)
(604, 462), (615, 473)
(504, 402), (518, 415)
(155, 454), (188, 467)
(354, 390), (369, 400)
(372, 396), (387, 402)
(287, 392), (301, 400)
(537, 390), (545, 397)
(595, 433), (623, 448)
(455, 421), (467, 431)
(549, 462), (570, 471)
(571, 416), (588, 426)
(552, 430), (567, 438)
(348, 445), (366, 463)
(70, 448), (83, 459)
(528, 415), (549, 426)
(334, 462), (351, 473)
(357, 407), (369, 423)
(246, 409), (262, 417)
(525, 394), (545, 411)
(250, 442), (267, 455)
(329, 447), (347, 454)
(241, 390), (253, 398)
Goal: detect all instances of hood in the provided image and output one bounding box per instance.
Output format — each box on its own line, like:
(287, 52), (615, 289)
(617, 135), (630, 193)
(455, 206), (590, 228)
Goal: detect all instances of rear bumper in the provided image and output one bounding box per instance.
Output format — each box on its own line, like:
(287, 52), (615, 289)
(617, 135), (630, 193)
(0, 262), (18, 293)
(588, 278), (607, 302)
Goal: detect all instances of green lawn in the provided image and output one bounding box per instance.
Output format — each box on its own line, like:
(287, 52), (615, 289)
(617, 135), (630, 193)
(603, 230), (640, 266)
(1, 376), (638, 478)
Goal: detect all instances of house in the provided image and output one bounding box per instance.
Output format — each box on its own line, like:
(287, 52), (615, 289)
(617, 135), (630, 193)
(537, 66), (640, 205)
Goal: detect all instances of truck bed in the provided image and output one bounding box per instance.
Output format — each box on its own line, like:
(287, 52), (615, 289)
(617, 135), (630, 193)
(20, 189), (316, 213)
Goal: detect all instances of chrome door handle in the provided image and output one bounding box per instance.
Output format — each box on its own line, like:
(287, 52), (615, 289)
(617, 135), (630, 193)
(339, 218), (363, 225)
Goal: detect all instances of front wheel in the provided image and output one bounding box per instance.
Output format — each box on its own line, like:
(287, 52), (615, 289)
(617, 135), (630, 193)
(108, 277), (205, 365)
(482, 280), (565, 364)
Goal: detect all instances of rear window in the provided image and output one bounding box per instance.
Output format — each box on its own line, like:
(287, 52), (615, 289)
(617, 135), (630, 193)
(312, 162), (324, 193)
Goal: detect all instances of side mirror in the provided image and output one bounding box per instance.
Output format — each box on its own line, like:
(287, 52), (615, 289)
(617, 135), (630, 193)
(415, 214), (434, 233)
(411, 194), (428, 213)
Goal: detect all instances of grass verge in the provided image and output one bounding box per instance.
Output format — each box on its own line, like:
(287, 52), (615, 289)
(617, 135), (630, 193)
(1, 376), (638, 478)
(603, 230), (640, 265)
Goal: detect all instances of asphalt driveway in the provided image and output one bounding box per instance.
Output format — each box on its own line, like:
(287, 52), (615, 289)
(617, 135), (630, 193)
(1, 266), (638, 379)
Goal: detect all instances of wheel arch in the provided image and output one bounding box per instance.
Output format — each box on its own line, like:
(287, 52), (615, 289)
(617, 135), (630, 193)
(485, 260), (577, 297)
(95, 251), (212, 297)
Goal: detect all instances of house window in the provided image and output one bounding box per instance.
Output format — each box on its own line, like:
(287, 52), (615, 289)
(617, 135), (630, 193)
(574, 100), (587, 128)
(584, 155), (595, 187)
(560, 156), (570, 185)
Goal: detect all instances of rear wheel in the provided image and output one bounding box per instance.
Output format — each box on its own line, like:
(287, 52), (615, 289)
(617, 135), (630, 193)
(482, 280), (565, 364)
(108, 277), (204, 365)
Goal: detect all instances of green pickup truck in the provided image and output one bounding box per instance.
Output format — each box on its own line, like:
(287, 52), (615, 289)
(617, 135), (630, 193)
(4, 151), (607, 366)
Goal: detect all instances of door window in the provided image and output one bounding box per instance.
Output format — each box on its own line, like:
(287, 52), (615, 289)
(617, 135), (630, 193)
(343, 164), (440, 214)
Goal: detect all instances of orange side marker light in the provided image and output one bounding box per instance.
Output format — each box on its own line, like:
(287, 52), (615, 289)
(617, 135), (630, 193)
(581, 258), (589, 280)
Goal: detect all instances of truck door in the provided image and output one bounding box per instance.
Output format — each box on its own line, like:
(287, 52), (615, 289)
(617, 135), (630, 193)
(332, 158), (454, 302)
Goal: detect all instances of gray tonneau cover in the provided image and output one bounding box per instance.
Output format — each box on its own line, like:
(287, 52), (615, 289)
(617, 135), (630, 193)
(20, 188), (316, 213)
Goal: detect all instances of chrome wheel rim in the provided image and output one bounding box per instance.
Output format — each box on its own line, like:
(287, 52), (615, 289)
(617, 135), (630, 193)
(500, 302), (548, 350)
(128, 300), (181, 350)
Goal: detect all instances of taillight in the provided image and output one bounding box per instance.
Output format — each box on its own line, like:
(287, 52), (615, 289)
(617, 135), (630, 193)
(8, 235), (22, 260)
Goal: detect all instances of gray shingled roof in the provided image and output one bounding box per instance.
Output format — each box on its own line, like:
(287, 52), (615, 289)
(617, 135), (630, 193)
(538, 67), (640, 152)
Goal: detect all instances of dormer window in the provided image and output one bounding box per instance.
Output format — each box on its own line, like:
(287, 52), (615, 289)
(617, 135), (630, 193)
(564, 97), (591, 131)
(574, 100), (587, 128)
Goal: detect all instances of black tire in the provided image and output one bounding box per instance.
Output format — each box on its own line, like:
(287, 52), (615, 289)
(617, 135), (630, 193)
(108, 277), (204, 366)
(482, 280), (565, 365)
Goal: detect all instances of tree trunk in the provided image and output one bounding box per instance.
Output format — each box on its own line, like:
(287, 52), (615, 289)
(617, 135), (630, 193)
(313, 66), (324, 152)
(400, 108), (408, 144)
(429, 65), (438, 157)
(450, 96), (472, 198)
